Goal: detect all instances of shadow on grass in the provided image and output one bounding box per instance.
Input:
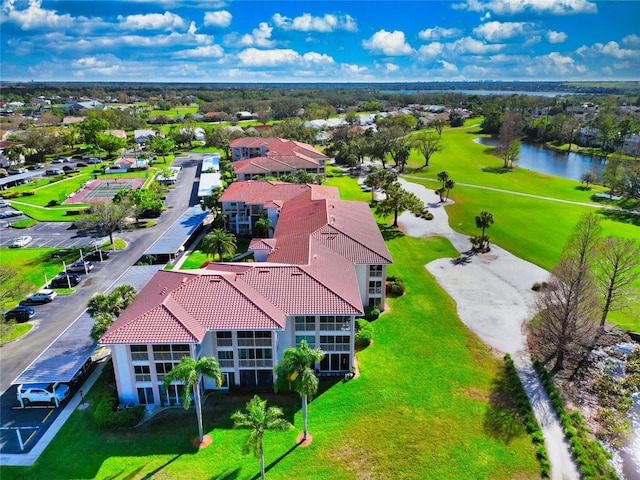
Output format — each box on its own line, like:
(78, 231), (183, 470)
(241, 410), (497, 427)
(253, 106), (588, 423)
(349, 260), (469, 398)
(378, 223), (404, 241)
(210, 467), (243, 480)
(597, 208), (640, 226)
(483, 364), (527, 444)
(250, 441), (301, 480)
(140, 454), (182, 479)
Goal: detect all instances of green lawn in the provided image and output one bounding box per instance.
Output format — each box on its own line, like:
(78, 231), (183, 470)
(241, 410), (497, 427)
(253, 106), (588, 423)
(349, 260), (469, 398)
(0, 248), (80, 308)
(1, 235), (540, 480)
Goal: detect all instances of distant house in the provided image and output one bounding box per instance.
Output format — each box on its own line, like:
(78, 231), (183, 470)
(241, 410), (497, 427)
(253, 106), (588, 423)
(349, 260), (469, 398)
(229, 137), (328, 181)
(63, 100), (104, 111)
(99, 182), (392, 405)
(105, 129), (127, 139)
(235, 111), (255, 120)
(134, 130), (158, 144)
(62, 116), (86, 125)
(243, 125), (273, 135)
(105, 157), (149, 173)
(623, 133), (640, 157)
(0, 140), (25, 168)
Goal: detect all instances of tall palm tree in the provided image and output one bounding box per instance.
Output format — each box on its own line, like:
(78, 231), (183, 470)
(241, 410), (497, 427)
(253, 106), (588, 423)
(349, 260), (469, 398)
(274, 340), (324, 441)
(202, 228), (237, 261)
(254, 215), (273, 239)
(475, 211), (495, 251)
(163, 356), (223, 443)
(231, 395), (292, 480)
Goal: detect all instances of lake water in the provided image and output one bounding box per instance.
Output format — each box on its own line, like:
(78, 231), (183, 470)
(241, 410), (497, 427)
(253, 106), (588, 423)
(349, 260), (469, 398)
(473, 137), (606, 181)
(381, 89), (579, 97)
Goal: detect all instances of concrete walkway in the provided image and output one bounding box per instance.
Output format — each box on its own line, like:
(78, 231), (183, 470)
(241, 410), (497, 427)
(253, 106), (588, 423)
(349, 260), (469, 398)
(397, 178), (580, 480)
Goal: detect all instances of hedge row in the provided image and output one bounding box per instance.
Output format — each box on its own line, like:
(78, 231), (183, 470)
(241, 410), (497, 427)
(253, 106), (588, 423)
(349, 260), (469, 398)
(532, 358), (619, 480)
(503, 354), (550, 478)
(354, 318), (374, 348)
(93, 392), (145, 430)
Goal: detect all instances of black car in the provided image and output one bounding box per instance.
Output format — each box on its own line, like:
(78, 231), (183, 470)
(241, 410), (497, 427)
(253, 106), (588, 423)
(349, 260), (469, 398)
(50, 273), (81, 288)
(84, 250), (110, 261)
(3, 306), (36, 323)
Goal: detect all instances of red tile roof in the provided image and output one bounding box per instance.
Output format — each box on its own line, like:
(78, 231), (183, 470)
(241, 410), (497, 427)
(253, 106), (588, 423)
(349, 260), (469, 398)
(229, 137), (328, 161)
(219, 181), (338, 205)
(100, 261), (362, 344)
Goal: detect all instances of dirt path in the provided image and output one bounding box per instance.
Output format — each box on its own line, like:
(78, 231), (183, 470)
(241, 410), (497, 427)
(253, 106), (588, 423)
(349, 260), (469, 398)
(397, 178), (580, 480)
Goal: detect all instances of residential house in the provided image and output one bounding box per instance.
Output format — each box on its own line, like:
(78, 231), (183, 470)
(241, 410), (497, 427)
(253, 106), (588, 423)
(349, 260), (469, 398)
(100, 183), (392, 406)
(105, 129), (127, 139)
(623, 133), (640, 157)
(0, 140), (25, 168)
(219, 181), (339, 237)
(134, 129), (158, 144)
(229, 137), (328, 181)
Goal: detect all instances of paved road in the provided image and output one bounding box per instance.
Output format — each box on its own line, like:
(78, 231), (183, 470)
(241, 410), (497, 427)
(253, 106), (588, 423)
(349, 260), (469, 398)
(0, 153), (202, 396)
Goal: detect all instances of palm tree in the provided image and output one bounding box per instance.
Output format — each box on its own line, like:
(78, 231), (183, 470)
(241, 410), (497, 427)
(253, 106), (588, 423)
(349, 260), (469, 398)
(475, 211), (495, 251)
(254, 214), (273, 239)
(274, 340), (324, 442)
(444, 179), (455, 201)
(163, 356), (223, 444)
(231, 395), (292, 480)
(202, 228), (237, 261)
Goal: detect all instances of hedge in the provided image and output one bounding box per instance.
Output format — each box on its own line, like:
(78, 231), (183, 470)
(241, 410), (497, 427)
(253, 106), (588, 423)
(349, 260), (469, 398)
(93, 393), (145, 430)
(354, 318), (374, 348)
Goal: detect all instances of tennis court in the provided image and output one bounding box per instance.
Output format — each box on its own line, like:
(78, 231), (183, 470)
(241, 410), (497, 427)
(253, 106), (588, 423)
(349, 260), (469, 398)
(63, 178), (146, 204)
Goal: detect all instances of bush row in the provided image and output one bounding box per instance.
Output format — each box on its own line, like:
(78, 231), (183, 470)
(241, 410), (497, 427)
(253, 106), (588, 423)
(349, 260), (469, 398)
(503, 354), (550, 478)
(386, 276), (405, 297)
(354, 318), (374, 348)
(532, 358), (619, 480)
(93, 391), (145, 430)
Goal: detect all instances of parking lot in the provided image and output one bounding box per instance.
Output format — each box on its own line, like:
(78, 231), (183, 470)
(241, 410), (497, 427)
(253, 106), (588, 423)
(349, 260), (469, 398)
(0, 221), (108, 249)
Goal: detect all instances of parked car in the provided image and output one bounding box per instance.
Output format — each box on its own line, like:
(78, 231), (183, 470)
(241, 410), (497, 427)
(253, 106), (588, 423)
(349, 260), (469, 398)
(3, 210), (22, 218)
(27, 163), (45, 170)
(86, 157), (102, 164)
(11, 235), (32, 248)
(17, 383), (70, 406)
(7, 167), (27, 175)
(0, 200), (10, 208)
(2, 305), (35, 323)
(20, 289), (57, 305)
(67, 260), (94, 273)
(62, 166), (79, 174)
(45, 168), (64, 176)
(50, 273), (81, 288)
(75, 162), (88, 168)
(51, 158), (64, 164)
(84, 250), (110, 261)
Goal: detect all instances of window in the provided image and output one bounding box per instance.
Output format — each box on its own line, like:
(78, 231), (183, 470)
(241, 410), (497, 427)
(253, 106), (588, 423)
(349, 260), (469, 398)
(160, 384), (183, 406)
(152, 344), (190, 361)
(319, 316), (351, 331)
(130, 344), (148, 361)
(320, 335), (350, 352)
(369, 265), (383, 277)
(137, 387), (154, 405)
(218, 350), (234, 368)
(155, 362), (176, 382)
(216, 331), (232, 347)
(134, 365), (151, 382)
(296, 335), (315, 348)
(237, 331), (271, 346)
(238, 346), (273, 368)
(295, 316), (315, 331)
(369, 280), (382, 294)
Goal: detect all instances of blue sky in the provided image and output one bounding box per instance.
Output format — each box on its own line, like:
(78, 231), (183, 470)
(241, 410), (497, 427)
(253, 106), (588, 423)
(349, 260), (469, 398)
(1, 0), (639, 83)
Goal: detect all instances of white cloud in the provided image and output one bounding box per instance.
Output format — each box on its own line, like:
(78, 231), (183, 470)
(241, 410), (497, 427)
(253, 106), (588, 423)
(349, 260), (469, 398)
(438, 60), (458, 73)
(622, 34), (640, 48)
(546, 30), (567, 44)
(448, 37), (504, 54)
(379, 62), (399, 73)
(236, 47), (334, 67)
(272, 12), (357, 32)
(473, 22), (534, 42)
(362, 30), (414, 56)
(457, 0), (597, 15)
(417, 42), (444, 60)
(418, 26), (462, 41)
(577, 41), (639, 61)
(2, 0), (73, 30)
(117, 11), (187, 31)
(230, 22), (276, 48)
(204, 11), (232, 28)
(342, 63), (368, 74)
(524, 51), (586, 77)
(173, 45), (224, 59)
(71, 54), (122, 76)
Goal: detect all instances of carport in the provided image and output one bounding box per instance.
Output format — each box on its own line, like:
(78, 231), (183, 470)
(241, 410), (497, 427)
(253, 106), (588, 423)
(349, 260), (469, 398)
(143, 205), (210, 262)
(11, 265), (164, 402)
(0, 171), (43, 189)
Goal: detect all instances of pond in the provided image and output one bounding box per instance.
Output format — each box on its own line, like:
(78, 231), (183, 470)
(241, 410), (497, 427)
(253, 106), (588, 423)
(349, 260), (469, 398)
(474, 137), (607, 182)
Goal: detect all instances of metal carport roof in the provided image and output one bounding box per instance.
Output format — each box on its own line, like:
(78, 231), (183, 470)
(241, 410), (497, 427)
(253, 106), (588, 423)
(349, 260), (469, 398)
(12, 265), (163, 385)
(144, 206), (209, 256)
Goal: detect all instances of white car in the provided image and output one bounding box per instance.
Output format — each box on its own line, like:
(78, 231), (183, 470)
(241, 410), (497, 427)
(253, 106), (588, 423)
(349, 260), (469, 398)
(17, 383), (70, 406)
(0, 200), (10, 208)
(67, 260), (94, 273)
(20, 289), (57, 305)
(11, 235), (32, 248)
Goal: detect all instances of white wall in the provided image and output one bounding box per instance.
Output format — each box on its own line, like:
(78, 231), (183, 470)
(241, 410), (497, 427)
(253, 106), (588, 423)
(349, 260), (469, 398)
(112, 344), (137, 404)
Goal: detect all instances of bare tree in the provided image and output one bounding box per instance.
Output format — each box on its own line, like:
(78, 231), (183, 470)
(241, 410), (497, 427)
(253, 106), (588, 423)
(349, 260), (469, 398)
(498, 112), (523, 168)
(530, 213), (602, 372)
(593, 237), (640, 328)
(530, 257), (600, 372)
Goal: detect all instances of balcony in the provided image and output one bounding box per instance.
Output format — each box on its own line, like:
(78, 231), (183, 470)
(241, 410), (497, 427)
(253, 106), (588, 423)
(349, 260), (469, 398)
(239, 359), (273, 368)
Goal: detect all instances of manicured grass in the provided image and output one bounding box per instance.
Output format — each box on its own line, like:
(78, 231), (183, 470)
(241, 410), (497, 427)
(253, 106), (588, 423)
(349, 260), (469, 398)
(0, 323), (33, 344)
(9, 219), (37, 229)
(2, 235), (540, 480)
(148, 106), (199, 117)
(0, 248), (78, 308)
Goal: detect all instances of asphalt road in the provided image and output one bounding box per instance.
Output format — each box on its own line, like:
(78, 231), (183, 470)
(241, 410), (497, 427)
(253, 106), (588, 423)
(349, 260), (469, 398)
(0, 153), (203, 396)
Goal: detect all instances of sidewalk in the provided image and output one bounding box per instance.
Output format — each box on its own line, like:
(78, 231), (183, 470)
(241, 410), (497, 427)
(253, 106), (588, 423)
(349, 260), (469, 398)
(0, 358), (107, 467)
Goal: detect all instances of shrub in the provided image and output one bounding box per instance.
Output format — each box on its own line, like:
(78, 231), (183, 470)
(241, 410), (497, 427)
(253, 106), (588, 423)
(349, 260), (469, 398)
(354, 318), (374, 348)
(21, 190), (35, 196)
(363, 306), (380, 321)
(2, 191), (20, 199)
(47, 199), (59, 207)
(93, 393), (145, 429)
(65, 209), (87, 216)
(386, 276), (405, 297)
(531, 282), (548, 291)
